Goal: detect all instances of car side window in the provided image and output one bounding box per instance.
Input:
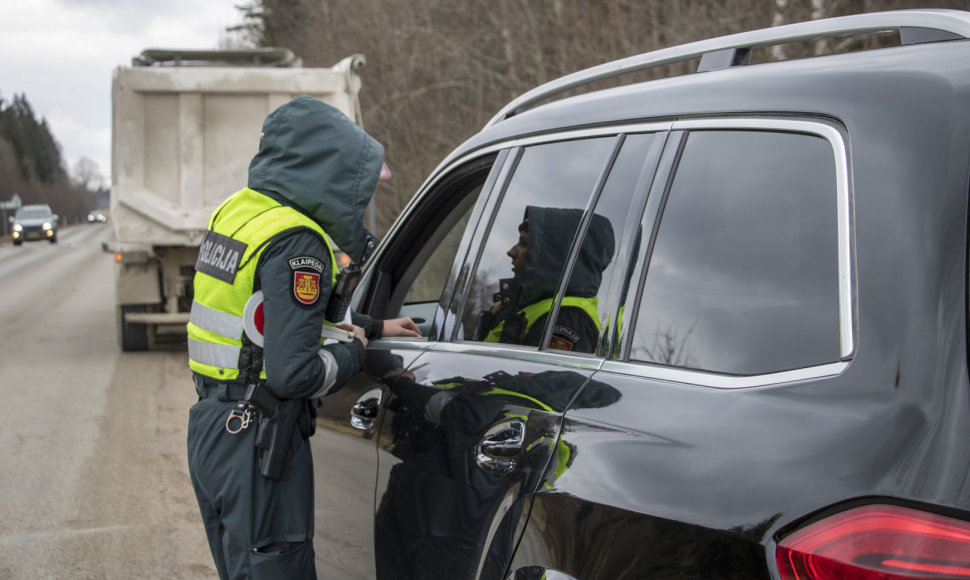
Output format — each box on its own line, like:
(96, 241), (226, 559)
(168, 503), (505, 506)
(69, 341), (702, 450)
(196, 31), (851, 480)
(403, 206), (474, 305)
(459, 137), (617, 346)
(549, 133), (657, 355)
(630, 129), (840, 375)
(370, 156), (497, 337)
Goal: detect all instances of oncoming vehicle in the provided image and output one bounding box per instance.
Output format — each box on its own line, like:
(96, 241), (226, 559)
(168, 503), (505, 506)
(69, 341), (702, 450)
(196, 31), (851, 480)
(11, 204), (58, 245)
(308, 10), (970, 579)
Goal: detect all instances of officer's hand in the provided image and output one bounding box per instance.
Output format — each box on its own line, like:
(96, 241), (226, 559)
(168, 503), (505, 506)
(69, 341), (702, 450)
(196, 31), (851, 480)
(382, 367), (416, 382)
(338, 323), (368, 348)
(382, 317), (421, 338)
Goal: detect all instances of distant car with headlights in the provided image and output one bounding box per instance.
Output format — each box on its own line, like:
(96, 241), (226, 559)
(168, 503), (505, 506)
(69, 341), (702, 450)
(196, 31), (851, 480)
(11, 204), (57, 245)
(87, 211), (107, 224)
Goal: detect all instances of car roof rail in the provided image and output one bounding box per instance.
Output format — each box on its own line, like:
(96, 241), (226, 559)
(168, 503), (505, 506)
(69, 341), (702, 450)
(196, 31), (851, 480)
(485, 9), (970, 127)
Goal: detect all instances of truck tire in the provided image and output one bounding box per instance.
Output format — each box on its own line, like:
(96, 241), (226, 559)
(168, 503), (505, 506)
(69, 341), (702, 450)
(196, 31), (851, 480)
(119, 305), (150, 351)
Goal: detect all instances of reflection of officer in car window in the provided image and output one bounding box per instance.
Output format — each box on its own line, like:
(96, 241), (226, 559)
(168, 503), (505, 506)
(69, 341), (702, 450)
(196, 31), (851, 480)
(474, 206), (615, 353)
(375, 368), (621, 580)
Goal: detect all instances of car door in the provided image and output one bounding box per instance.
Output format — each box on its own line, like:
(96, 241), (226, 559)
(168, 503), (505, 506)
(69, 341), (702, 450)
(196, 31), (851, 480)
(369, 129), (666, 579)
(312, 152), (504, 578)
(507, 120), (856, 579)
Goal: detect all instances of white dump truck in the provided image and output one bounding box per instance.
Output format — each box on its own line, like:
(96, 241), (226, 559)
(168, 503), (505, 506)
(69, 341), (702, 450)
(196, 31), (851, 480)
(109, 48), (365, 350)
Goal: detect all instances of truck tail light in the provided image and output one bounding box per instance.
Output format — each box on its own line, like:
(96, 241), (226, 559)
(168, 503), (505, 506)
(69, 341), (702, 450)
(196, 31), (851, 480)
(777, 504), (970, 579)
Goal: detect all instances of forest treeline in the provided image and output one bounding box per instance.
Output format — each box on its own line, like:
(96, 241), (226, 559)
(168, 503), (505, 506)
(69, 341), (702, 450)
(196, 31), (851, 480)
(231, 0), (968, 234)
(0, 93), (99, 223)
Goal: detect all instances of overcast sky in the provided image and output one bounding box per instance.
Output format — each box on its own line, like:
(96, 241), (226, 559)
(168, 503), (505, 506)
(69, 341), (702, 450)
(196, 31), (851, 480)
(0, 0), (243, 189)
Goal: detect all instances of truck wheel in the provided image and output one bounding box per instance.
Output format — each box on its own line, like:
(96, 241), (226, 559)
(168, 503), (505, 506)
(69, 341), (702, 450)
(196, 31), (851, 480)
(119, 305), (150, 351)
(49, 236), (57, 244)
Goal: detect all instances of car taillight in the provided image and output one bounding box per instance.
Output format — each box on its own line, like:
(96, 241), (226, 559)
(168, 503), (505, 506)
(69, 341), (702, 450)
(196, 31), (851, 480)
(777, 504), (970, 579)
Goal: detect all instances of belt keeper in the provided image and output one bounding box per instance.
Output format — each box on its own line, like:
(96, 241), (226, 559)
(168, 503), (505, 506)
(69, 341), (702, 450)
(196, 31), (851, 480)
(217, 383), (231, 402)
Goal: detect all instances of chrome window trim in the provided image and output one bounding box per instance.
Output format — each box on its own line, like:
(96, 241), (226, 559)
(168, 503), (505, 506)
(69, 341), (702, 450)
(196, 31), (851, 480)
(406, 121), (674, 221)
(368, 337), (431, 351)
(389, 122), (672, 245)
(509, 122), (672, 148)
(671, 118), (854, 359)
(429, 341), (603, 371)
(599, 359), (850, 389)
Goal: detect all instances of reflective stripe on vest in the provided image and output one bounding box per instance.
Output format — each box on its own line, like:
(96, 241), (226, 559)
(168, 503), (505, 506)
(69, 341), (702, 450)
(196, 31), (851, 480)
(190, 300), (244, 339)
(485, 296), (600, 343)
(188, 338), (242, 370)
(187, 187), (337, 381)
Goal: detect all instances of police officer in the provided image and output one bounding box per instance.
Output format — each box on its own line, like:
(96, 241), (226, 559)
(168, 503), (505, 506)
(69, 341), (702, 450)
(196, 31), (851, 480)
(186, 95), (419, 579)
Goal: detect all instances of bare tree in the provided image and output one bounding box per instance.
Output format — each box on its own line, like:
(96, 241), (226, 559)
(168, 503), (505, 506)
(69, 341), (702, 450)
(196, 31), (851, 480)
(244, 0), (970, 235)
(72, 157), (103, 191)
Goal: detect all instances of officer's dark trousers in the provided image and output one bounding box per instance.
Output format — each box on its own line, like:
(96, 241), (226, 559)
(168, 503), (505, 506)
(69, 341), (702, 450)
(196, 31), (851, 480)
(187, 383), (316, 580)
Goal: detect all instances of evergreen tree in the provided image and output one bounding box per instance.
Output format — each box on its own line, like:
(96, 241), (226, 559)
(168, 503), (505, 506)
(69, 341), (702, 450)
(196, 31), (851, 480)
(0, 94), (65, 184)
(0, 92), (95, 222)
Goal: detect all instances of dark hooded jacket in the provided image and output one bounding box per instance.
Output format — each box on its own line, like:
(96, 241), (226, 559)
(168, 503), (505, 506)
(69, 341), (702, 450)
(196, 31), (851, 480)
(247, 95), (384, 398)
(483, 206), (615, 353)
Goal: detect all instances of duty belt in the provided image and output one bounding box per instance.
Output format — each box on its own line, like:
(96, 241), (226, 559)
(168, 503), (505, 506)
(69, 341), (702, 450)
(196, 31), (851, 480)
(193, 375), (248, 401)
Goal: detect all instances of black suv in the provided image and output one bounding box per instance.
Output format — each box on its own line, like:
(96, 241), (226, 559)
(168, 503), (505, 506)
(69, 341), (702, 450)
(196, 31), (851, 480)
(312, 10), (970, 579)
(11, 204), (58, 245)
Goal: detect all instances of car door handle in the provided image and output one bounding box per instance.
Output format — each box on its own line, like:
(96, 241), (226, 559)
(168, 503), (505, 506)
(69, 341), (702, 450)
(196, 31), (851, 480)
(350, 389), (383, 430)
(476, 419), (525, 474)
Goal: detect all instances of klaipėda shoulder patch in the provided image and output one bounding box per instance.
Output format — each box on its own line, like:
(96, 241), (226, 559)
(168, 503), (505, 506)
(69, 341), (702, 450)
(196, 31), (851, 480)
(550, 324), (581, 351)
(290, 256), (324, 306)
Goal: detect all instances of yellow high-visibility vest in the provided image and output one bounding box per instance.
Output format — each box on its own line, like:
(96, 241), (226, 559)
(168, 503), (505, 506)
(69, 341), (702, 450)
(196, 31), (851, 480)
(187, 187), (337, 381)
(485, 296), (600, 344)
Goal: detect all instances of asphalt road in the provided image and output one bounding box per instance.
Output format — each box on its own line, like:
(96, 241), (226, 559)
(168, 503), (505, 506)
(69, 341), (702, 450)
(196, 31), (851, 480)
(0, 224), (381, 579)
(0, 224), (217, 578)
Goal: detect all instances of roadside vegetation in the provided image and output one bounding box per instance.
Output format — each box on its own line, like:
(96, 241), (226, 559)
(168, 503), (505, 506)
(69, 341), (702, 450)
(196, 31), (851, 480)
(0, 93), (104, 224)
(230, 0), (969, 235)
(3, 0), (964, 233)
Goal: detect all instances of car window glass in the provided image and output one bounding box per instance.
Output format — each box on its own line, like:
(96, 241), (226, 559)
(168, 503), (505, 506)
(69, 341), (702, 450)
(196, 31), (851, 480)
(404, 202), (475, 305)
(461, 137), (617, 345)
(630, 130), (840, 375)
(381, 157), (497, 338)
(550, 133), (656, 355)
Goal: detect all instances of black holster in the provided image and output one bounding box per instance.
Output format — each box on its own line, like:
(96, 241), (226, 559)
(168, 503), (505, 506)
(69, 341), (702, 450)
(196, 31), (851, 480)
(473, 278), (525, 342)
(245, 384), (307, 481)
(473, 310), (499, 341)
(499, 312), (528, 344)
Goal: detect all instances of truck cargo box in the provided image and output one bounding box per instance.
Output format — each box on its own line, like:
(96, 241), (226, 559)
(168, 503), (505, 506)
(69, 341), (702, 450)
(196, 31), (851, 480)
(110, 48), (365, 350)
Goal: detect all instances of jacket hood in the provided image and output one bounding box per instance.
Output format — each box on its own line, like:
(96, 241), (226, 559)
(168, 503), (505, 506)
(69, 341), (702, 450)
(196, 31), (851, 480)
(516, 206), (615, 307)
(247, 95), (384, 263)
